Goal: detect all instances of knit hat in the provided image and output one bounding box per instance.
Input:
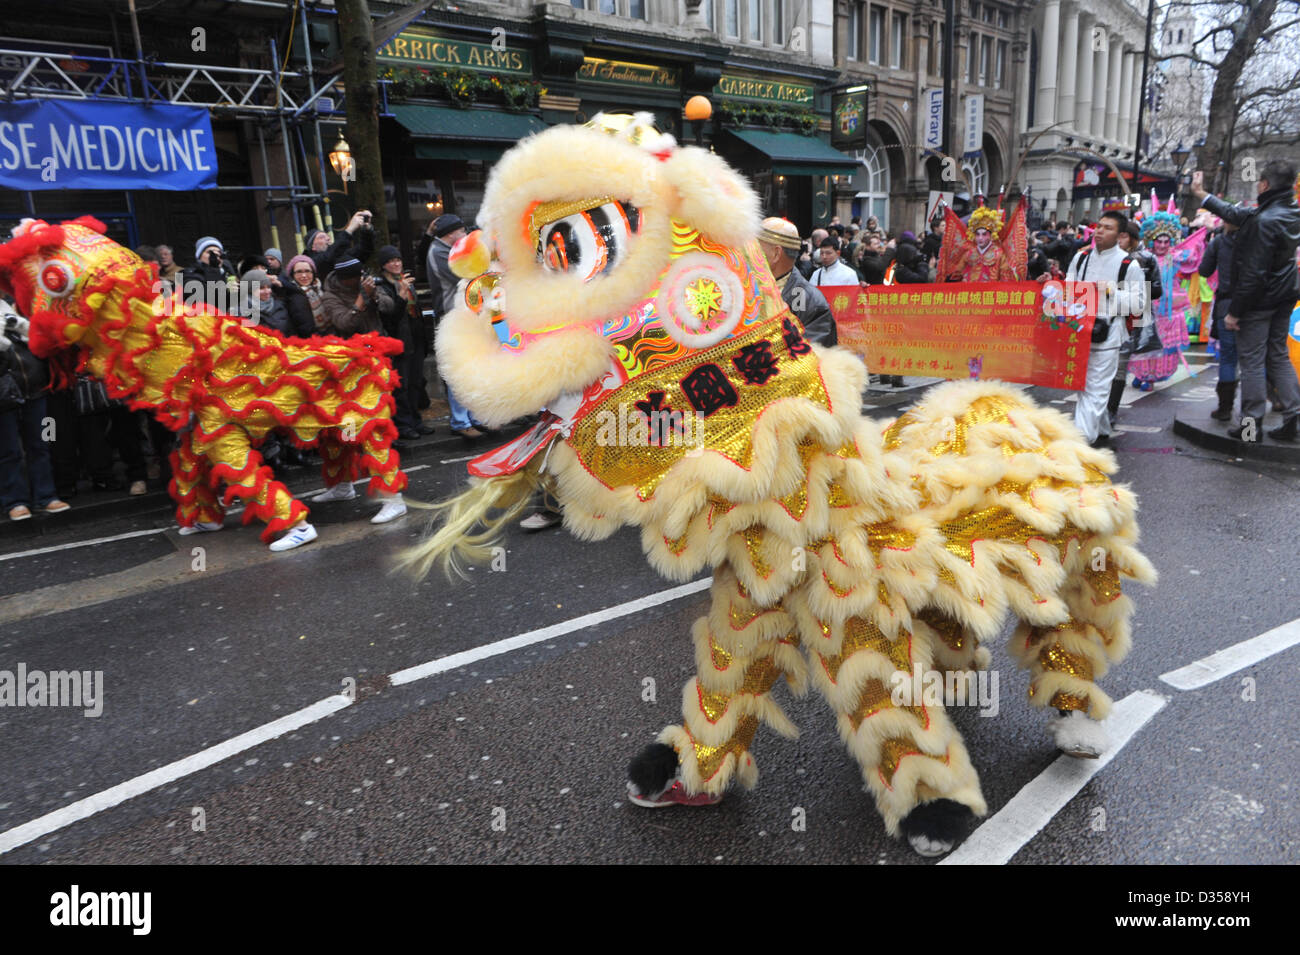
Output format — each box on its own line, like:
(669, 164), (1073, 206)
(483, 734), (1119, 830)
(305, 229), (327, 251)
(264, 248), (282, 263)
(286, 254), (316, 278)
(241, 268), (272, 288)
(900, 230), (916, 242)
(333, 257), (363, 278)
(433, 214), (465, 238)
(758, 217), (801, 252)
(376, 245), (402, 265)
(195, 236), (223, 259)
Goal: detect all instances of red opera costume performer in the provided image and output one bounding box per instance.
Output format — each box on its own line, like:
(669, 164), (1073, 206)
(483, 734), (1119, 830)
(398, 114), (1157, 858)
(0, 218), (408, 551)
(939, 202), (1027, 283)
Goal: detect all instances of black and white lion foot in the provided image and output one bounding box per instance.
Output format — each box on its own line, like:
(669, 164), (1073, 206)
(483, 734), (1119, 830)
(625, 742), (723, 808)
(899, 799), (975, 858)
(1048, 709), (1109, 759)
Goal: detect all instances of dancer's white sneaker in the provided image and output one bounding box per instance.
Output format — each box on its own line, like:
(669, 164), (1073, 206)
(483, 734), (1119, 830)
(371, 494), (407, 524)
(314, 482), (356, 502)
(1049, 709), (1109, 759)
(178, 521), (223, 536)
(269, 522), (318, 552)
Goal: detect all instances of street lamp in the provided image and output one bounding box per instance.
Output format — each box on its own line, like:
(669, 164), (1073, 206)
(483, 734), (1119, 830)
(684, 95), (712, 147)
(1171, 141), (1190, 177)
(329, 134), (354, 193)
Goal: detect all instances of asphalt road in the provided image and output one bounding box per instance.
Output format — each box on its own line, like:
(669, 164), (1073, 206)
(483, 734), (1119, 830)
(1, 368), (1297, 865)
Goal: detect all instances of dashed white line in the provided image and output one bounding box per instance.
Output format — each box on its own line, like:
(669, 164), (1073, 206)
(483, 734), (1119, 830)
(1160, 617), (1300, 690)
(389, 577), (714, 686)
(0, 465), (431, 563)
(0, 694), (352, 856)
(439, 454), (477, 464)
(939, 689), (1168, 866)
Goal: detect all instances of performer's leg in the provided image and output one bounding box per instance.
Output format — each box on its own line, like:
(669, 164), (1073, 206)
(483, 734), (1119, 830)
(1075, 343), (1120, 443)
(197, 421), (308, 542)
(318, 429), (359, 488)
(1007, 553), (1134, 756)
(803, 611), (986, 844)
(630, 565), (805, 801)
(169, 430), (224, 529)
(356, 419), (407, 497)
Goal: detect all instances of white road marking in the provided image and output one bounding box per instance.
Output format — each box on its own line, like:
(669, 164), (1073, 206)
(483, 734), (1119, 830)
(0, 528), (164, 563)
(1160, 617), (1300, 691)
(939, 690), (1167, 866)
(1113, 424), (1164, 434)
(439, 454), (476, 464)
(0, 465), (431, 564)
(0, 694), (352, 856)
(0, 577), (715, 853)
(390, 577), (714, 686)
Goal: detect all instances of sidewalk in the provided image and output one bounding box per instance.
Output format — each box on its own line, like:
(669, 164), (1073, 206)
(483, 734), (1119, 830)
(0, 413), (532, 539)
(1173, 390), (1300, 464)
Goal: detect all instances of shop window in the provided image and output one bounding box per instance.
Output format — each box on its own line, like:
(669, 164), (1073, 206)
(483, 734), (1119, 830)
(726, 0), (739, 37)
(869, 6), (885, 65)
(848, 3), (863, 61)
(995, 39), (1007, 88)
(748, 0), (762, 40)
(853, 141), (890, 230)
(891, 12), (905, 69)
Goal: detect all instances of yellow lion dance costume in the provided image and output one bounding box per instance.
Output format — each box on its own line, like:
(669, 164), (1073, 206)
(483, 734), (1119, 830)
(401, 115), (1157, 857)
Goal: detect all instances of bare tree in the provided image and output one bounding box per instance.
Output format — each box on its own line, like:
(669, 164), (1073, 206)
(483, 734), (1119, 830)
(1158, 0), (1300, 192)
(336, 0), (389, 243)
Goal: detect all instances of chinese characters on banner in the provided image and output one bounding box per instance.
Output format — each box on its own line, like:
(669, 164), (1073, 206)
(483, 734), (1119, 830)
(822, 282), (1095, 391)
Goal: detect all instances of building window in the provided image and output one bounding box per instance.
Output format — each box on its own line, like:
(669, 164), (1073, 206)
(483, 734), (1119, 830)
(599, 0), (615, 12)
(630, 0), (645, 17)
(869, 6), (885, 65)
(725, 0), (739, 36)
(773, 0), (783, 45)
(998, 11), (1008, 29)
(931, 20), (942, 75)
(1028, 29), (1038, 125)
(748, 0), (762, 40)
(967, 31), (978, 82)
(980, 35), (991, 85)
(891, 12), (906, 69)
(995, 39), (1007, 88)
(962, 151), (988, 197)
(1177, 28), (1183, 43)
(848, 4), (862, 60)
(982, 5), (994, 23)
(854, 141), (891, 230)
(970, 2), (980, 18)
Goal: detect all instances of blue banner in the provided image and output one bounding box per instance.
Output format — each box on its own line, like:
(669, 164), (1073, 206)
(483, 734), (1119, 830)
(0, 100), (218, 191)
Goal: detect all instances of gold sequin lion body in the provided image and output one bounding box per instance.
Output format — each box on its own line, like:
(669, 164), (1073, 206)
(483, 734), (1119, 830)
(403, 116), (1157, 846)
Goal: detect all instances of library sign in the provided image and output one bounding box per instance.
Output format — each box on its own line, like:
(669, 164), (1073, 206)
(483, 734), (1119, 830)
(378, 30), (532, 75)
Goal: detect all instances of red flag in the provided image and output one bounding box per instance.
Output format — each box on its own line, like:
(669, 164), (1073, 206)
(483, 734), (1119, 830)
(999, 200), (1028, 281)
(936, 204), (970, 284)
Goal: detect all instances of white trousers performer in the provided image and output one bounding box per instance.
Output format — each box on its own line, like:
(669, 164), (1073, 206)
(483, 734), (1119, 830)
(1075, 317), (1125, 444)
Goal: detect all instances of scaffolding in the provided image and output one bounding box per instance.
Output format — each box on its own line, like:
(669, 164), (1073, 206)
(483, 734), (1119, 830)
(0, 2), (364, 254)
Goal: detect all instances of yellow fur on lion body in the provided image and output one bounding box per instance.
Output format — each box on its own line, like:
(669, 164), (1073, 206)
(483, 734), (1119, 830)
(421, 119), (1156, 837)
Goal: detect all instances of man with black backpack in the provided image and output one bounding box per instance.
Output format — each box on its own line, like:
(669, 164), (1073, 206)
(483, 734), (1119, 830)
(1066, 211), (1147, 447)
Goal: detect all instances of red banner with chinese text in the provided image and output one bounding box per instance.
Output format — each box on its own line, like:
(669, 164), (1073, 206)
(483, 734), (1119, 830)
(823, 282), (1095, 391)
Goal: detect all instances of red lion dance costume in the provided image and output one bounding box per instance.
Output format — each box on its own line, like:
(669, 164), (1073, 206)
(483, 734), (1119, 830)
(0, 217), (407, 550)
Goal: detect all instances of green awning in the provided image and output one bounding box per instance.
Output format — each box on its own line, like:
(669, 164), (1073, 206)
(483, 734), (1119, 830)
(391, 104), (547, 159)
(723, 128), (859, 177)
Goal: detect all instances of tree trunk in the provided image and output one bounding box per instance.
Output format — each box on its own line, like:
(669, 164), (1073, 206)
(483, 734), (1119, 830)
(336, 0), (389, 246)
(1198, 0), (1280, 195)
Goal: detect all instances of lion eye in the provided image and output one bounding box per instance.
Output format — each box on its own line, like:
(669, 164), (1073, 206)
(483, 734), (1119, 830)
(537, 201), (638, 280)
(37, 259), (75, 297)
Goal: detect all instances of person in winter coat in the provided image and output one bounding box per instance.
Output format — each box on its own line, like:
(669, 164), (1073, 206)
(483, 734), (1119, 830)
(285, 254), (327, 332)
(757, 218), (837, 346)
(427, 214), (489, 439)
(892, 231), (930, 283)
(856, 234), (889, 284)
(182, 236), (238, 309)
(372, 244), (433, 440)
(1195, 162), (1300, 441)
(318, 257), (380, 337)
(305, 209), (375, 279)
(1198, 221), (1243, 420)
